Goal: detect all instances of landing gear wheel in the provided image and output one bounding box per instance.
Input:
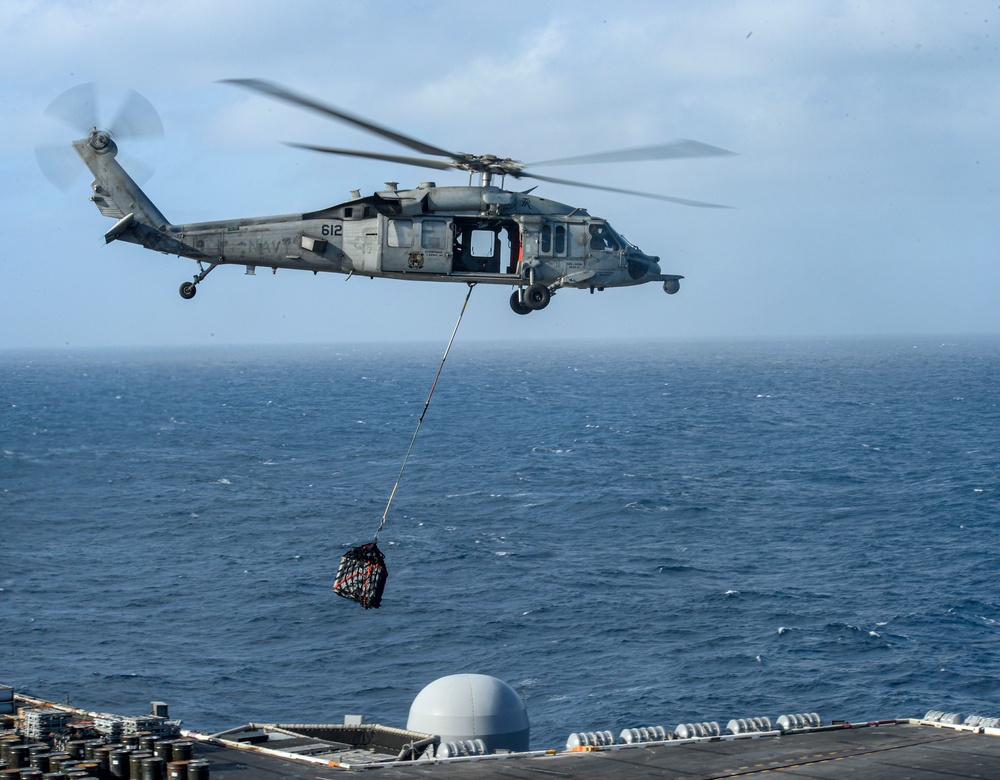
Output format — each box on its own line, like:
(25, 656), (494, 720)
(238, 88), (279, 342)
(510, 291), (532, 315)
(524, 283), (550, 311)
(179, 282), (197, 300)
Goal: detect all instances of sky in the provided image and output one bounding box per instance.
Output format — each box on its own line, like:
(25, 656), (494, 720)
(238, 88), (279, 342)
(2, 0), (999, 349)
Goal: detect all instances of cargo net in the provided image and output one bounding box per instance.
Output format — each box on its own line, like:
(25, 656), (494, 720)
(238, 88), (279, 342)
(333, 542), (387, 609)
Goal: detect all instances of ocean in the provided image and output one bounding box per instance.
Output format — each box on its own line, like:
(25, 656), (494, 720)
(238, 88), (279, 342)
(2, 336), (999, 749)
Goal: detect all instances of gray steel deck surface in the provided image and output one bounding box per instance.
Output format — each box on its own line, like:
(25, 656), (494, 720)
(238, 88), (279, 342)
(196, 722), (1000, 779)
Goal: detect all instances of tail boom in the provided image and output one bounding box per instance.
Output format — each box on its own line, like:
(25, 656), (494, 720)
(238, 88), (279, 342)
(73, 131), (206, 258)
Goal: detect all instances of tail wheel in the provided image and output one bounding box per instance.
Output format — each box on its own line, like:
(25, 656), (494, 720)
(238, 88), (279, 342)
(524, 283), (550, 311)
(179, 282), (197, 299)
(510, 291), (532, 315)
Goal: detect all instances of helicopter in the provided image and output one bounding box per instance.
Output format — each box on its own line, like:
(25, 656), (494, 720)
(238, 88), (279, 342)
(52, 80), (733, 314)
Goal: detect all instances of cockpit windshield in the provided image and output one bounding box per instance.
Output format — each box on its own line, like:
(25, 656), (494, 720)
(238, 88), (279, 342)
(589, 222), (623, 252)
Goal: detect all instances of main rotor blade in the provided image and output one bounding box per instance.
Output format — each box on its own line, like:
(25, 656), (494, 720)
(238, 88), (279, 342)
(531, 139), (736, 167)
(523, 172), (732, 208)
(223, 78), (458, 159)
(286, 143), (458, 171)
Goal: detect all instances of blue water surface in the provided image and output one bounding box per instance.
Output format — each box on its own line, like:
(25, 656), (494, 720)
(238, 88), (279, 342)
(2, 337), (999, 748)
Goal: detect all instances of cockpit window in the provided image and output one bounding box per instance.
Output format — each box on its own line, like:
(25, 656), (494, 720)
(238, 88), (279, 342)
(589, 223), (621, 252)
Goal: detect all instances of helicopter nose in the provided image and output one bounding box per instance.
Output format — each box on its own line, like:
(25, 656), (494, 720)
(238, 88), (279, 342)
(638, 252), (662, 274)
(626, 253), (660, 280)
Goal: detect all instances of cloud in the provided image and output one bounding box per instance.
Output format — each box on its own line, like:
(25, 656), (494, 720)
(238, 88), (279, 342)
(3, 0), (1000, 349)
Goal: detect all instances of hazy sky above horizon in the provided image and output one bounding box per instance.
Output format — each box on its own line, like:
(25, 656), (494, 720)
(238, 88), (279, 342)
(3, 0), (999, 349)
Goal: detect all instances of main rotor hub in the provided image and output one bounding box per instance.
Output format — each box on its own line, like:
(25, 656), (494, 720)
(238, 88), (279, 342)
(454, 154), (525, 177)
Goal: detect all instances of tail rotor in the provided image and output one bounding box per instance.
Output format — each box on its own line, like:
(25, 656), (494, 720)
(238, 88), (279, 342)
(36, 83), (164, 191)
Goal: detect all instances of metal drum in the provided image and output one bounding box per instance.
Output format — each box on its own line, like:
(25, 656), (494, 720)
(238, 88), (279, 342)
(1, 736), (22, 761)
(169, 743), (192, 764)
(129, 751), (152, 779)
(166, 761), (188, 780)
(141, 756), (165, 780)
(9, 745), (30, 768)
(29, 753), (51, 773)
(109, 749), (131, 779)
(184, 761), (209, 780)
(46, 754), (72, 772)
(90, 752), (110, 778)
(152, 743), (174, 763)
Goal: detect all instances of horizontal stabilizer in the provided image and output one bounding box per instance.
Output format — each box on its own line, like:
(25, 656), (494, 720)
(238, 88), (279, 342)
(105, 213), (135, 243)
(105, 213), (203, 257)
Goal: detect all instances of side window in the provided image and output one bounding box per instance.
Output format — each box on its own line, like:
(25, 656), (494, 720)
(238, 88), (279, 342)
(387, 219), (413, 247)
(421, 220), (447, 250)
(470, 229), (496, 257)
(539, 222), (566, 256)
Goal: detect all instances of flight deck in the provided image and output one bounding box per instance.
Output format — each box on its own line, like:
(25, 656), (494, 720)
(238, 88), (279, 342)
(4, 686), (1000, 779)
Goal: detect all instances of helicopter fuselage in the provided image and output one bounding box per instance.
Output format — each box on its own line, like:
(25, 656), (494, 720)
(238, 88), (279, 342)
(163, 184), (675, 292)
(76, 132), (683, 313)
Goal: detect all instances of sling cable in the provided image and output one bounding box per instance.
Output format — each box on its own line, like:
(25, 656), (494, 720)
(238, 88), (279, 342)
(334, 284), (476, 608)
